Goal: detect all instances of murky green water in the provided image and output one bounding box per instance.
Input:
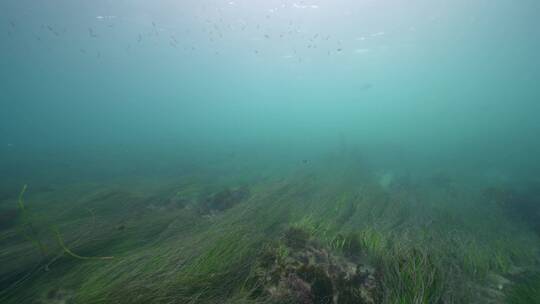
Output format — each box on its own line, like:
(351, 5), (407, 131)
(1, 1), (540, 303)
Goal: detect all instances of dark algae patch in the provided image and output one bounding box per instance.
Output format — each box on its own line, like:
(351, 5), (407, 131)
(200, 186), (250, 214)
(252, 227), (380, 304)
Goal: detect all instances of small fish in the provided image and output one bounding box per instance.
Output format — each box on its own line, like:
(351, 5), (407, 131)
(359, 83), (373, 91)
(88, 28), (98, 38)
(151, 22), (159, 36)
(46, 25), (59, 36)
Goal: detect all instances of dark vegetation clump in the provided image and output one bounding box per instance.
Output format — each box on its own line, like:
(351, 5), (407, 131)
(484, 185), (540, 234)
(0, 208), (18, 230)
(335, 202), (356, 227)
(297, 265), (334, 304)
(200, 186), (250, 214)
(283, 227), (311, 249)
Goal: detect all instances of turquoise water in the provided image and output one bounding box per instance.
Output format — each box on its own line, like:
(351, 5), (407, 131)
(1, 1), (540, 303)
(2, 0), (540, 184)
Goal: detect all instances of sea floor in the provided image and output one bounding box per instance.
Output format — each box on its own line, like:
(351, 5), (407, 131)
(1, 168), (539, 303)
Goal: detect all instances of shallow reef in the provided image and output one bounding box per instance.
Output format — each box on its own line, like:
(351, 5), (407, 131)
(253, 227), (379, 304)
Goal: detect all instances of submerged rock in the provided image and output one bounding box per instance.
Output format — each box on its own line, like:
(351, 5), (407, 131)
(254, 228), (379, 304)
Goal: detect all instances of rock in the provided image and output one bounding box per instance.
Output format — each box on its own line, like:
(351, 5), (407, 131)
(253, 228), (380, 304)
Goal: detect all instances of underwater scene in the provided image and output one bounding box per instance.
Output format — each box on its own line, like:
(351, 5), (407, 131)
(1, 0), (540, 303)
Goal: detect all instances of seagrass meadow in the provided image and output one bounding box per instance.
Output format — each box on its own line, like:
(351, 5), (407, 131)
(2, 1), (540, 303)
